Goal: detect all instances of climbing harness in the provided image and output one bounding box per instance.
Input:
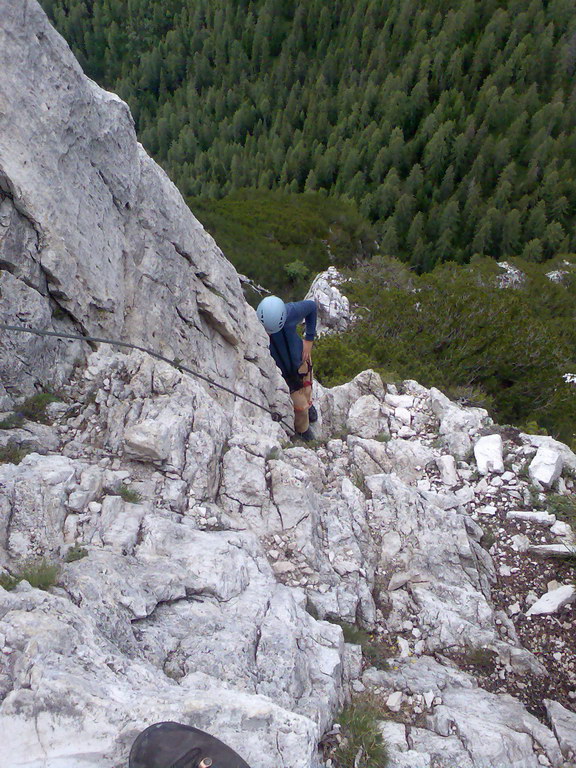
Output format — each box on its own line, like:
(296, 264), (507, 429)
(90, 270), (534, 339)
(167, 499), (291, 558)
(0, 323), (296, 436)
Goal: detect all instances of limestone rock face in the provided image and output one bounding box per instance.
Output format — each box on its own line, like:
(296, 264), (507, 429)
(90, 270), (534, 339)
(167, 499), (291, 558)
(0, 0), (285, 419)
(305, 267), (353, 334)
(1, 4), (575, 768)
(2, 348), (575, 766)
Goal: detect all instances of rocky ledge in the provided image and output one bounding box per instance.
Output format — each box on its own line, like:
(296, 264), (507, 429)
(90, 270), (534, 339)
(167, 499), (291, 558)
(1, 356), (575, 768)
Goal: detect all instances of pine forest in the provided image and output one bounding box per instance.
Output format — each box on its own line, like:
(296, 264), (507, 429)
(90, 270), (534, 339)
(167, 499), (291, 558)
(39, 0), (576, 443)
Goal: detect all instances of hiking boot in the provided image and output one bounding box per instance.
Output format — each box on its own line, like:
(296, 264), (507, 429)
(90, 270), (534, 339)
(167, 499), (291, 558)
(308, 404), (318, 423)
(294, 428), (314, 442)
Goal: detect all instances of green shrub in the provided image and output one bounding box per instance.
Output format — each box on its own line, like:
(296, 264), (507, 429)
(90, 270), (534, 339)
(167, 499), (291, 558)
(0, 560), (60, 591)
(334, 621), (392, 671)
(64, 545), (88, 563)
(444, 385), (495, 411)
(284, 258), (310, 283)
(0, 413), (25, 430)
(117, 484), (142, 504)
(314, 255), (576, 445)
(546, 495), (576, 531)
(0, 445), (29, 465)
(20, 392), (61, 424)
(333, 697), (389, 768)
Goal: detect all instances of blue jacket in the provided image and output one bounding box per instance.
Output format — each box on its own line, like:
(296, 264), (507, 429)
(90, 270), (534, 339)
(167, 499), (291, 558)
(269, 300), (317, 380)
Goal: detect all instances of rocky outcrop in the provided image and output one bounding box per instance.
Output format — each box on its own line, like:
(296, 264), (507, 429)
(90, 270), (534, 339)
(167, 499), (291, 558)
(1, 3), (575, 768)
(2, 350), (576, 767)
(305, 267), (353, 334)
(0, 0), (284, 420)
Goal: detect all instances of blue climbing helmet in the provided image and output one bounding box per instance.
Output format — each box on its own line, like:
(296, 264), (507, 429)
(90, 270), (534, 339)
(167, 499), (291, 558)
(256, 296), (287, 334)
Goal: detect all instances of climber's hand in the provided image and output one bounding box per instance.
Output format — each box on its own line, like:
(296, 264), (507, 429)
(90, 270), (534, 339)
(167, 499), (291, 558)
(301, 339), (313, 365)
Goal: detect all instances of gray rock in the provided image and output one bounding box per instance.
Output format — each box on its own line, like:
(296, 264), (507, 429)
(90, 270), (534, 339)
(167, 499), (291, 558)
(474, 434), (504, 475)
(305, 267), (353, 334)
(526, 585), (575, 617)
(0, 0), (284, 427)
(436, 455), (460, 487)
(346, 394), (386, 438)
(507, 510), (556, 526)
(544, 699), (576, 760)
(409, 728), (474, 768)
(529, 445), (564, 488)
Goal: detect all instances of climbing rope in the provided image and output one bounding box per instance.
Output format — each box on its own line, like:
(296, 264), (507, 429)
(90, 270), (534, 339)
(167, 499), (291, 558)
(0, 323), (296, 436)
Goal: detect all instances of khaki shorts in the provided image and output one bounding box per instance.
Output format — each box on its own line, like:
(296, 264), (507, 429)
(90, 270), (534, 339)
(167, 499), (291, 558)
(290, 361), (313, 433)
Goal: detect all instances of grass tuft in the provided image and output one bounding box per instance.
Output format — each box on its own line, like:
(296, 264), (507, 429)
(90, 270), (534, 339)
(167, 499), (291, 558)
(64, 545), (88, 563)
(117, 484), (142, 504)
(0, 413), (25, 430)
(20, 392), (61, 424)
(0, 559), (60, 591)
(332, 696), (389, 768)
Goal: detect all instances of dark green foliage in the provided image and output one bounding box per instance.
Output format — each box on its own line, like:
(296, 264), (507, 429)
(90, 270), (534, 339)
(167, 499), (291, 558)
(334, 621), (392, 671)
(0, 445), (29, 465)
(64, 545), (89, 562)
(0, 560), (61, 591)
(464, 647), (498, 672)
(546, 495), (576, 532)
(0, 413), (25, 430)
(20, 393), (61, 424)
(0, 573), (20, 591)
(314, 255), (576, 446)
(117, 485), (143, 504)
(192, 190), (375, 298)
(40, 0), (576, 270)
(333, 697), (389, 768)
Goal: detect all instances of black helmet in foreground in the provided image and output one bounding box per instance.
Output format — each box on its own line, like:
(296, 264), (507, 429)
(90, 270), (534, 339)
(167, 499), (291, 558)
(128, 722), (252, 768)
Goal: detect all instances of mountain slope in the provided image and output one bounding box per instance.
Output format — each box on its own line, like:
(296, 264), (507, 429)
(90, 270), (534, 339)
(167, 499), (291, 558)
(41, 0), (576, 269)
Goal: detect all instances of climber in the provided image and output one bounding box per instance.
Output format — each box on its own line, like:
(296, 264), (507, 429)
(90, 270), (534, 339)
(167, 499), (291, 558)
(129, 721), (252, 768)
(256, 295), (318, 441)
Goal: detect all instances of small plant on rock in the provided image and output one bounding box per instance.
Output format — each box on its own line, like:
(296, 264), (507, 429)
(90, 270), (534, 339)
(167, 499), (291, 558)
(333, 621), (392, 671)
(0, 445), (29, 465)
(0, 559), (60, 591)
(0, 572), (20, 591)
(266, 446), (281, 461)
(0, 413), (25, 430)
(117, 484), (142, 504)
(64, 545), (88, 563)
(529, 488), (546, 511)
(464, 646), (497, 672)
(20, 392), (62, 424)
(330, 696), (389, 768)
(480, 531), (496, 550)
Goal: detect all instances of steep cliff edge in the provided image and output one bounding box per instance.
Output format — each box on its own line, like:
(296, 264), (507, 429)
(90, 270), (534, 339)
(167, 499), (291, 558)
(1, 3), (575, 768)
(0, 0), (284, 421)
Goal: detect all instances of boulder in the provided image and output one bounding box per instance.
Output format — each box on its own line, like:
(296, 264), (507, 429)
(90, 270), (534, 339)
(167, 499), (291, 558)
(544, 699), (576, 760)
(436, 455), (459, 487)
(474, 434), (504, 475)
(305, 267), (353, 334)
(529, 445), (564, 488)
(526, 585), (575, 616)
